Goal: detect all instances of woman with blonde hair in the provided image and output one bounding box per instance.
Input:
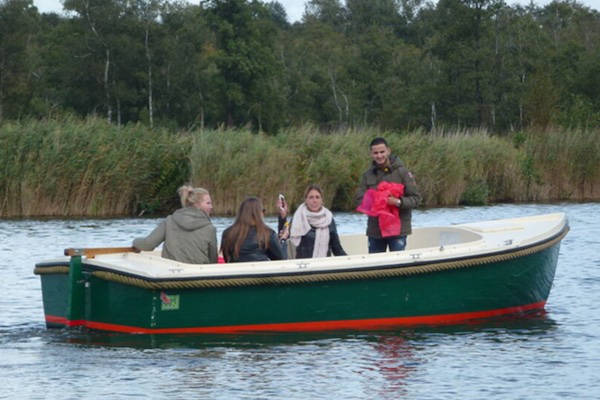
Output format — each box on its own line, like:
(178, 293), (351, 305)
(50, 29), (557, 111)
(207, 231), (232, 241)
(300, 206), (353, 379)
(132, 185), (218, 264)
(221, 197), (286, 263)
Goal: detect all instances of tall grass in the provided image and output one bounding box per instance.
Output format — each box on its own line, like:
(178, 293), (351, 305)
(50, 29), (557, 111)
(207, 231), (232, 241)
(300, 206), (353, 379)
(400, 130), (527, 206)
(1, 118), (598, 218)
(190, 126), (374, 214)
(0, 117), (190, 217)
(524, 128), (600, 201)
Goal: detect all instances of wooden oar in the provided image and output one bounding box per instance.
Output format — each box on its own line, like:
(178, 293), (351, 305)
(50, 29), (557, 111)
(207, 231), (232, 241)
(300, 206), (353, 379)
(64, 247), (138, 258)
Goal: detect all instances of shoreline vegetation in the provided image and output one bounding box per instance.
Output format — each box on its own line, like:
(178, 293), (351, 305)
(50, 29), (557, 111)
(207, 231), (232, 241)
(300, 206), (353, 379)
(1, 118), (599, 218)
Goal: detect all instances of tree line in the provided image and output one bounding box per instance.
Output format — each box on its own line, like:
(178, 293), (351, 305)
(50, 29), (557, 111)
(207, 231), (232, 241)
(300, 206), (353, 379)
(1, 0), (599, 133)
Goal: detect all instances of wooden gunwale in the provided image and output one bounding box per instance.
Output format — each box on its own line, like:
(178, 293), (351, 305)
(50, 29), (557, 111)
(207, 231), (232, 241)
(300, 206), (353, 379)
(34, 224), (569, 290)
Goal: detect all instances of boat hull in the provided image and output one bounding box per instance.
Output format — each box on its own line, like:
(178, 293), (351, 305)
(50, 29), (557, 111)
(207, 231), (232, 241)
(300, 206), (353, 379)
(36, 239), (561, 334)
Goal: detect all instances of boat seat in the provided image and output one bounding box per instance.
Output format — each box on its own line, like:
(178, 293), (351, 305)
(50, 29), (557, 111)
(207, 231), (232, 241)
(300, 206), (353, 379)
(340, 227), (482, 255)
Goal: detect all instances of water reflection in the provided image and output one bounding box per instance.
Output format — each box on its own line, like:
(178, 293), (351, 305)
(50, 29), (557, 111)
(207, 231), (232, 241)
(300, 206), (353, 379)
(410, 309), (559, 336)
(372, 335), (417, 396)
(38, 309), (557, 351)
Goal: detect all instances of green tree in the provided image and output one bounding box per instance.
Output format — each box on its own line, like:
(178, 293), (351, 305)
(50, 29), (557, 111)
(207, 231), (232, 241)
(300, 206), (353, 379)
(136, 0), (164, 128)
(285, 16), (352, 128)
(303, 0), (346, 28)
(487, 5), (539, 130)
(265, 1), (288, 27)
(429, 0), (496, 128)
(157, 3), (217, 129)
(206, 0), (285, 131)
(346, 0), (403, 35)
(539, 1), (600, 128)
(60, 0), (147, 124)
(0, 0), (40, 121)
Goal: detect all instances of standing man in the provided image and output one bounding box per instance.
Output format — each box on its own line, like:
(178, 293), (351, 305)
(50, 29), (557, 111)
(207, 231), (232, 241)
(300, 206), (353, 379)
(355, 137), (422, 253)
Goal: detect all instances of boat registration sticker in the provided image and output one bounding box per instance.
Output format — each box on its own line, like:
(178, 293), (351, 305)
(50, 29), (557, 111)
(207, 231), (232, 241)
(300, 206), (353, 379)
(160, 292), (180, 311)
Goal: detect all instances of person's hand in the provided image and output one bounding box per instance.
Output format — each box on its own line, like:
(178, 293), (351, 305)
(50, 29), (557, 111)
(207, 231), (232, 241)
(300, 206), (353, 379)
(279, 224), (290, 240)
(387, 196), (402, 207)
(277, 196), (288, 218)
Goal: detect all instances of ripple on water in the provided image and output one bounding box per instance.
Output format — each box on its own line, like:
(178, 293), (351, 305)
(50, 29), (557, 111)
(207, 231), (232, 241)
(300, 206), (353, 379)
(1, 204), (600, 399)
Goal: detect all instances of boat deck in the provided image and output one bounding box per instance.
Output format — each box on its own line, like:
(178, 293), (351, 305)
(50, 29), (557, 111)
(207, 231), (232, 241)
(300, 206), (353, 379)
(74, 213), (567, 280)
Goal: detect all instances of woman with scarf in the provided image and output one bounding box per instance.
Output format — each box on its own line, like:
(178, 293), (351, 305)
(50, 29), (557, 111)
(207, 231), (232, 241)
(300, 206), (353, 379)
(278, 185), (347, 259)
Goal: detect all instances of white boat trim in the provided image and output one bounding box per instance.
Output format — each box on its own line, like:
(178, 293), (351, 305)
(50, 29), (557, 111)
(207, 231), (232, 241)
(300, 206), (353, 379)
(77, 213), (568, 281)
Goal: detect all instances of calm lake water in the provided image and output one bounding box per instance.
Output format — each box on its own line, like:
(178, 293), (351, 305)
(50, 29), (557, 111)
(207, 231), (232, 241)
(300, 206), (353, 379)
(1, 203), (599, 399)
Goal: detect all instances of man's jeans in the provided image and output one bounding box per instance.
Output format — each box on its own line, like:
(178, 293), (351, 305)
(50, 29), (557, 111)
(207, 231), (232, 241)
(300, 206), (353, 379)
(368, 236), (407, 253)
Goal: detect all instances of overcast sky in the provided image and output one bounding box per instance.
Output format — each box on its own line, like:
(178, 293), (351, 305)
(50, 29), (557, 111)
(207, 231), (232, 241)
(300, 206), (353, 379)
(33, 0), (600, 22)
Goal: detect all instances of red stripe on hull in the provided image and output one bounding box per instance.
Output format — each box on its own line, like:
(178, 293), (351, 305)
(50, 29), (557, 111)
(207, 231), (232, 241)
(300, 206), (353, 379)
(45, 315), (85, 327)
(45, 301), (546, 334)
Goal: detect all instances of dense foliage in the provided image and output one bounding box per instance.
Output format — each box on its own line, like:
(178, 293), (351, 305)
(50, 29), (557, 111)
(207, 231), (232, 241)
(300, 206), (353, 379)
(1, 119), (598, 217)
(1, 0), (599, 132)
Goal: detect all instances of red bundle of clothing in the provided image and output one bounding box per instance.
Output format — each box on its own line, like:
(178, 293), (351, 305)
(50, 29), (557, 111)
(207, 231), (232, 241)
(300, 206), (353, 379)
(356, 181), (405, 237)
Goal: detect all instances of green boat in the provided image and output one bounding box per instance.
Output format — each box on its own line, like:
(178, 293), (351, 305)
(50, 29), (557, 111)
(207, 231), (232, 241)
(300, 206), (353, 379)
(34, 213), (568, 334)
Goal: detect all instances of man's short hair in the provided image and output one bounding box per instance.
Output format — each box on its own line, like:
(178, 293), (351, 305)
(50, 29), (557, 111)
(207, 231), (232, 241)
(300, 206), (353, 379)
(370, 137), (388, 148)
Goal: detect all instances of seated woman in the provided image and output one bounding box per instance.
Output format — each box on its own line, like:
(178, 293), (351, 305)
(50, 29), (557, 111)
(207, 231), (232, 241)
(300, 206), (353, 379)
(279, 184), (347, 259)
(132, 185), (217, 264)
(221, 197), (286, 263)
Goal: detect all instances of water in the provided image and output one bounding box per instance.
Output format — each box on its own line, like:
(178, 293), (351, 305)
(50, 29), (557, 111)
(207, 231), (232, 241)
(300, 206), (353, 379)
(1, 203), (599, 399)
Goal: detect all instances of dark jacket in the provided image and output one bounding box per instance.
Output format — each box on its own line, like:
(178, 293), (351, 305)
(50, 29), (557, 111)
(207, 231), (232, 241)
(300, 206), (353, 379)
(278, 216), (347, 259)
(221, 226), (286, 263)
(355, 155), (422, 238)
(132, 207), (218, 264)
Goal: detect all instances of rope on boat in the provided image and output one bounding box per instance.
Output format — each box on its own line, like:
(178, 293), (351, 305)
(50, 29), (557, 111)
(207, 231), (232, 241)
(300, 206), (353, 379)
(33, 266), (69, 275)
(35, 226), (568, 290)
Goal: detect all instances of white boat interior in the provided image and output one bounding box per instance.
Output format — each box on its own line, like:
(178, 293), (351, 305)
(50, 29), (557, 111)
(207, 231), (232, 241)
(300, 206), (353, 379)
(343, 212), (565, 255)
(72, 213), (568, 280)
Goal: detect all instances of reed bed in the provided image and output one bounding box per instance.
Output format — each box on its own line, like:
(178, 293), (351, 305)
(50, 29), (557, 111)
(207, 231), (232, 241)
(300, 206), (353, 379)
(1, 118), (598, 218)
(524, 128), (600, 201)
(190, 126), (374, 214)
(0, 117), (190, 217)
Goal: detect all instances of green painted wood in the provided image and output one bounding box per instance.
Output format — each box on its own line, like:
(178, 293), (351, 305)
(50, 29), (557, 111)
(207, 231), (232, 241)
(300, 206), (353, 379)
(46, 243), (558, 330)
(67, 255), (85, 322)
(40, 274), (69, 326)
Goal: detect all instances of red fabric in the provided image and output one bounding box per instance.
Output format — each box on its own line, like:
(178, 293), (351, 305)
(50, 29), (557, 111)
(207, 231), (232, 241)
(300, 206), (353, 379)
(218, 256), (225, 264)
(356, 181), (405, 237)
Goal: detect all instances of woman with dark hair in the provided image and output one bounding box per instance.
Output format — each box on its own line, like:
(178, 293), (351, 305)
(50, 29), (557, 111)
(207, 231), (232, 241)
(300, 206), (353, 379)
(278, 184), (346, 259)
(132, 185), (217, 264)
(221, 197), (286, 263)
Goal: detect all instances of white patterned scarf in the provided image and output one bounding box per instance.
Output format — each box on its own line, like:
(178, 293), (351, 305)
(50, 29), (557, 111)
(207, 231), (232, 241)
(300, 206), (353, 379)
(290, 203), (333, 258)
